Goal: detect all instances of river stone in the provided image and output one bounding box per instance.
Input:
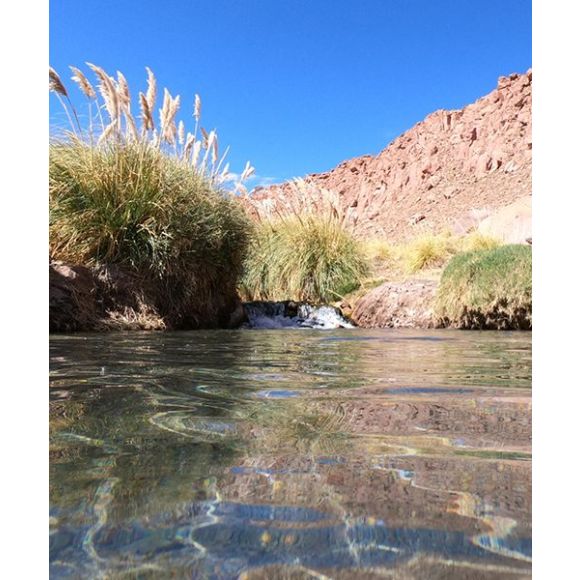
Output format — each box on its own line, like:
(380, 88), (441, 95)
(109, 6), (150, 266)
(352, 280), (438, 329)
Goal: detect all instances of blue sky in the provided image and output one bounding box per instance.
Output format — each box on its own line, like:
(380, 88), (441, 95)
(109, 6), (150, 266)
(49, 0), (531, 187)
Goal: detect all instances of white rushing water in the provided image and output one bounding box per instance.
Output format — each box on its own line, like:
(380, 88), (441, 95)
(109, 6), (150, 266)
(243, 301), (355, 329)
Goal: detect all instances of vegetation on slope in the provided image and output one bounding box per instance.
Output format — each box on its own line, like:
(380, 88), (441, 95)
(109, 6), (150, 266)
(240, 215), (369, 303)
(435, 245), (532, 329)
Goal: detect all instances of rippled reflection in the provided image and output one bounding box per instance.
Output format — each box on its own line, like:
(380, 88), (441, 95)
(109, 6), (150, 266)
(50, 329), (531, 578)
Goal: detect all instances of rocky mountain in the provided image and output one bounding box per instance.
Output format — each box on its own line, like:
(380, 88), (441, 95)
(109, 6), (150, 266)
(245, 70), (532, 240)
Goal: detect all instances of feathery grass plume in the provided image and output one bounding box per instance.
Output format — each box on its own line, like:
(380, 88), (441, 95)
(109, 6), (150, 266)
(116, 71), (131, 109)
(191, 140), (202, 167)
(159, 89), (180, 145)
(49, 66), (68, 96)
(86, 62), (119, 124)
(167, 94), (180, 144)
(200, 127), (209, 147)
(241, 161), (255, 181)
(178, 120), (185, 145)
(194, 94), (201, 121)
(220, 163), (230, 181)
(139, 92), (154, 132)
(69, 66), (95, 99)
(97, 121), (117, 145)
(50, 66), (81, 134)
(200, 130), (216, 172)
(183, 132), (195, 160)
(211, 133), (219, 165)
(115, 71), (139, 140)
(193, 94), (202, 137)
(145, 67), (157, 110)
(159, 88), (170, 138)
(123, 107), (140, 141)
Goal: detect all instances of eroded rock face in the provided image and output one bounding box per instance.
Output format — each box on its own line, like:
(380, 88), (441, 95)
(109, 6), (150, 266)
(351, 280), (438, 328)
(245, 71), (532, 241)
(477, 195), (531, 244)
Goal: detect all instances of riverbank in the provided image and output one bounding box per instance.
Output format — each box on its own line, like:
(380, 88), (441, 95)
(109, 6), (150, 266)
(50, 242), (532, 332)
(49, 260), (246, 332)
(48, 64), (531, 333)
(347, 244), (531, 330)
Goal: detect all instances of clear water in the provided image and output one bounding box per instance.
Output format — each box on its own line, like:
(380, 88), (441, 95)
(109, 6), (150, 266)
(50, 329), (531, 578)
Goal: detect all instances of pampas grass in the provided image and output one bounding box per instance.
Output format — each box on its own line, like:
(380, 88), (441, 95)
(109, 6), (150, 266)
(49, 63), (254, 188)
(49, 63), (255, 328)
(241, 214), (369, 302)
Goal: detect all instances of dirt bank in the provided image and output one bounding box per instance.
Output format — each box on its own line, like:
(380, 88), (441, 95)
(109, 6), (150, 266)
(49, 260), (242, 332)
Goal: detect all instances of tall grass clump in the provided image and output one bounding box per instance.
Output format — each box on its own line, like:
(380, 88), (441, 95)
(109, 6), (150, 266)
(241, 214), (369, 303)
(49, 64), (254, 328)
(435, 245), (531, 329)
(362, 239), (395, 264)
(403, 232), (456, 273)
(460, 231), (502, 253)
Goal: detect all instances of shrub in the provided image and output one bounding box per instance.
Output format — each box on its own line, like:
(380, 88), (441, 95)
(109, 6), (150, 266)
(49, 64), (254, 328)
(362, 239), (394, 263)
(460, 231), (502, 253)
(240, 215), (369, 302)
(403, 233), (455, 273)
(50, 139), (250, 278)
(435, 245), (532, 329)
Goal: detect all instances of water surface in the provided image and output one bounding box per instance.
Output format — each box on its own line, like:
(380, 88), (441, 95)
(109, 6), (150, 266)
(50, 329), (531, 578)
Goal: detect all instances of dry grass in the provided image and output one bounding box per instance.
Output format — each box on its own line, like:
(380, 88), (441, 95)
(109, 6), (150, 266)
(459, 231), (502, 253)
(362, 239), (395, 263)
(240, 179), (369, 302)
(401, 233), (456, 273)
(243, 178), (360, 227)
(358, 231), (504, 280)
(49, 63), (254, 189)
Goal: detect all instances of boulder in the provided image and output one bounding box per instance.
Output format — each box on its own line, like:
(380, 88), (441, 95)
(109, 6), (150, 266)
(352, 280), (439, 328)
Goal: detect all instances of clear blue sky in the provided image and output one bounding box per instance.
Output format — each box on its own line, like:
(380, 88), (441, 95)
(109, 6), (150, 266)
(49, 0), (531, 187)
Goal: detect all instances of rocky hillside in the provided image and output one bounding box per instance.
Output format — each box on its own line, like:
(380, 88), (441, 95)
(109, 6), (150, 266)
(246, 70), (532, 240)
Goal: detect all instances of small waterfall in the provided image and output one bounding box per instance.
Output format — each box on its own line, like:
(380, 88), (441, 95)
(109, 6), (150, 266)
(242, 301), (355, 329)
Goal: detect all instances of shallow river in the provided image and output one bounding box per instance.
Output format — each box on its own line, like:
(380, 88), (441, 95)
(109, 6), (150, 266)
(50, 329), (531, 578)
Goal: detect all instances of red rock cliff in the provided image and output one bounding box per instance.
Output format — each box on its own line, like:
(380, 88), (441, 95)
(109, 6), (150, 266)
(245, 70), (531, 240)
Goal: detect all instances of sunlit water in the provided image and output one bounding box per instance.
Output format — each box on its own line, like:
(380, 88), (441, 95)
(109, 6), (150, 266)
(50, 329), (531, 578)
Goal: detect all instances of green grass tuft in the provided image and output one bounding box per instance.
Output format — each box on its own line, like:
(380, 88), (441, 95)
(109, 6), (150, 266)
(240, 215), (369, 302)
(435, 245), (532, 329)
(50, 138), (250, 277)
(50, 139), (251, 327)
